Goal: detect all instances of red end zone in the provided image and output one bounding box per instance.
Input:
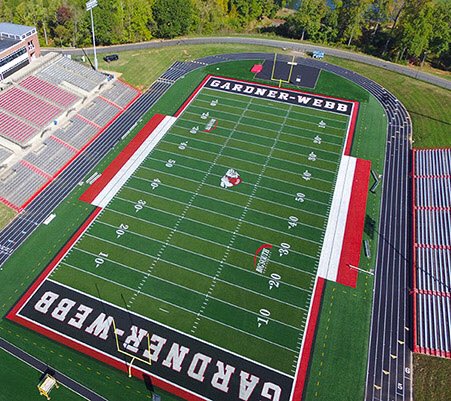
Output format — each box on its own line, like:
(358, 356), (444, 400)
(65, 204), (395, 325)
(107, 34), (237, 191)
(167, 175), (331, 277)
(337, 159), (372, 287)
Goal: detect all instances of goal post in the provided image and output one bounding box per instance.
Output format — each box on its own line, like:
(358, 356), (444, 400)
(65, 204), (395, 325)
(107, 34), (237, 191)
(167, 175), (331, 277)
(37, 374), (59, 400)
(111, 317), (152, 378)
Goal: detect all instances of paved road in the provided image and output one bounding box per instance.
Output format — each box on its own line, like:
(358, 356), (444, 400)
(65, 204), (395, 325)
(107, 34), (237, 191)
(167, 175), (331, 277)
(0, 52), (413, 401)
(42, 36), (451, 91)
(0, 337), (107, 401)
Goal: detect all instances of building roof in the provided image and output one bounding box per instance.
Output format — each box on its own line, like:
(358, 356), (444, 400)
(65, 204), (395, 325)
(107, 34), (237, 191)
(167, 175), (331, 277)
(0, 36), (20, 53)
(0, 22), (36, 38)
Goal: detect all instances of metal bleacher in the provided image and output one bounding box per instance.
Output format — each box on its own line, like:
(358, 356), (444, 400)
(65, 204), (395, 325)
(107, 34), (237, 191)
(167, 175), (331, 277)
(78, 97), (120, 127)
(0, 111), (38, 145)
(0, 162), (47, 207)
(52, 116), (98, 150)
(414, 148), (451, 359)
(0, 147), (12, 165)
(37, 56), (106, 93)
(24, 137), (76, 176)
(101, 80), (138, 108)
(19, 75), (80, 108)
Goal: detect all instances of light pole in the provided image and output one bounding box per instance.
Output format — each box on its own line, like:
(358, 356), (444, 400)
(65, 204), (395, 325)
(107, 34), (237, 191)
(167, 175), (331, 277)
(86, 0), (98, 70)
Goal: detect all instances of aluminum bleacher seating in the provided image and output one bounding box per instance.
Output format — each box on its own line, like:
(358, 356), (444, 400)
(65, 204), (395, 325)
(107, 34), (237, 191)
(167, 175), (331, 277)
(24, 137), (76, 176)
(0, 111), (38, 145)
(0, 87), (61, 128)
(19, 76), (80, 108)
(78, 97), (120, 127)
(38, 57), (106, 93)
(0, 162), (47, 207)
(52, 116), (98, 150)
(414, 148), (451, 359)
(101, 80), (139, 108)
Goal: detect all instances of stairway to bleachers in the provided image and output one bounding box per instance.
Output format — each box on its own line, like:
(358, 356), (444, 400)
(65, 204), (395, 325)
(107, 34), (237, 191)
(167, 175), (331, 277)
(24, 137), (77, 176)
(52, 116), (99, 150)
(101, 80), (139, 108)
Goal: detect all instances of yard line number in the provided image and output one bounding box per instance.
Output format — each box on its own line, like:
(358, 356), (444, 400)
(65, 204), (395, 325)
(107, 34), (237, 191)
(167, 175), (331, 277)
(134, 199), (146, 212)
(95, 252), (109, 268)
(257, 308), (271, 328)
(116, 223), (129, 239)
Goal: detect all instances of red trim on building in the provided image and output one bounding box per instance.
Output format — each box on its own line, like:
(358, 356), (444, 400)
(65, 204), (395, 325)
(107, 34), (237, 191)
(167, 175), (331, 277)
(336, 158), (372, 288)
(291, 277), (325, 400)
(79, 114), (167, 204)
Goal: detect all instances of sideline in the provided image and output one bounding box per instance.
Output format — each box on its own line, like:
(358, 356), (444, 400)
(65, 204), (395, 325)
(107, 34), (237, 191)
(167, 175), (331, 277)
(0, 337), (108, 401)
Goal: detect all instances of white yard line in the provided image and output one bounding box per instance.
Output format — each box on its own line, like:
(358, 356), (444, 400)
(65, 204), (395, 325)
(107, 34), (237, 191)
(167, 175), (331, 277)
(73, 245), (309, 310)
(58, 262), (299, 354)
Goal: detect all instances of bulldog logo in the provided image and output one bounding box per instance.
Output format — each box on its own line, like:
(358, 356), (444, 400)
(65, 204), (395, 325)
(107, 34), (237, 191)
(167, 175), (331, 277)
(220, 169), (242, 188)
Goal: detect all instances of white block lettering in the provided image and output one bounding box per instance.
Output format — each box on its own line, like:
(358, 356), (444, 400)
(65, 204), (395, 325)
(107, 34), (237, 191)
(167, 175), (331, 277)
(261, 382), (282, 401)
(123, 325), (148, 353)
(187, 353), (212, 382)
(239, 371), (260, 400)
(162, 342), (190, 372)
(211, 361), (236, 393)
(324, 101), (335, 109)
(34, 291), (59, 314)
(68, 304), (93, 329)
(51, 298), (76, 321)
(297, 96), (311, 105)
(143, 334), (167, 362)
(85, 313), (113, 340)
(337, 103), (349, 112)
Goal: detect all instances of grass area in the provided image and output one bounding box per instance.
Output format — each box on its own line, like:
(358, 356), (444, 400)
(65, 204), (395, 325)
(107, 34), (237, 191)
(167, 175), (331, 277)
(96, 43), (289, 90)
(48, 85), (350, 377)
(413, 353), (451, 401)
(0, 203), (16, 230)
(325, 55), (451, 148)
(0, 57), (386, 401)
(0, 348), (85, 401)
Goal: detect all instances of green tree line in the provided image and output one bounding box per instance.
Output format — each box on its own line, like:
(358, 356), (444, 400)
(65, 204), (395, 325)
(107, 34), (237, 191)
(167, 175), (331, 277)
(0, 0), (280, 46)
(278, 0), (449, 69)
(0, 0), (449, 70)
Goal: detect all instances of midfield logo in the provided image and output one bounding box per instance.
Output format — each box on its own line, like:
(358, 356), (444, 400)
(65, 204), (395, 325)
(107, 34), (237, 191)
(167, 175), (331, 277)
(220, 169), (242, 189)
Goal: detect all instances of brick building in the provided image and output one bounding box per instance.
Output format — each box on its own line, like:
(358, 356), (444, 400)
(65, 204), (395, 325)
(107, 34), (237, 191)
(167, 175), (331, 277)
(0, 22), (41, 81)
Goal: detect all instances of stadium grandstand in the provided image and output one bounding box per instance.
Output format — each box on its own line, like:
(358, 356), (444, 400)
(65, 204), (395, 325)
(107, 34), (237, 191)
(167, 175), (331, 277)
(0, 23), (140, 211)
(413, 148), (451, 359)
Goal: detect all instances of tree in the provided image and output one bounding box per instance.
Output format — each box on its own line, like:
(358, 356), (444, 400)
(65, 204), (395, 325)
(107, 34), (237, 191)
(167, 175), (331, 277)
(396, 0), (434, 59)
(152, 0), (193, 38)
(337, 0), (372, 45)
(293, 0), (327, 40)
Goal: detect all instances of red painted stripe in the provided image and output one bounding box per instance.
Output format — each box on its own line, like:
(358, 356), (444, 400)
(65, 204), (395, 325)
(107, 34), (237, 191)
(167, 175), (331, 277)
(412, 150), (418, 352)
(76, 114), (101, 129)
(291, 277), (325, 400)
(344, 102), (359, 156)
(416, 289), (451, 298)
(415, 206), (451, 211)
(336, 158), (372, 288)
(414, 174), (451, 179)
(417, 347), (451, 359)
(20, 160), (52, 179)
(174, 75), (211, 117)
(79, 114), (167, 204)
(99, 95), (122, 110)
(0, 196), (21, 211)
(49, 135), (79, 152)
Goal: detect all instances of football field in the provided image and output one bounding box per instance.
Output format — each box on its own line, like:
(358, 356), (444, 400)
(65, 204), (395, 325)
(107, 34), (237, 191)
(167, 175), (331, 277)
(9, 76), (357, 401)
